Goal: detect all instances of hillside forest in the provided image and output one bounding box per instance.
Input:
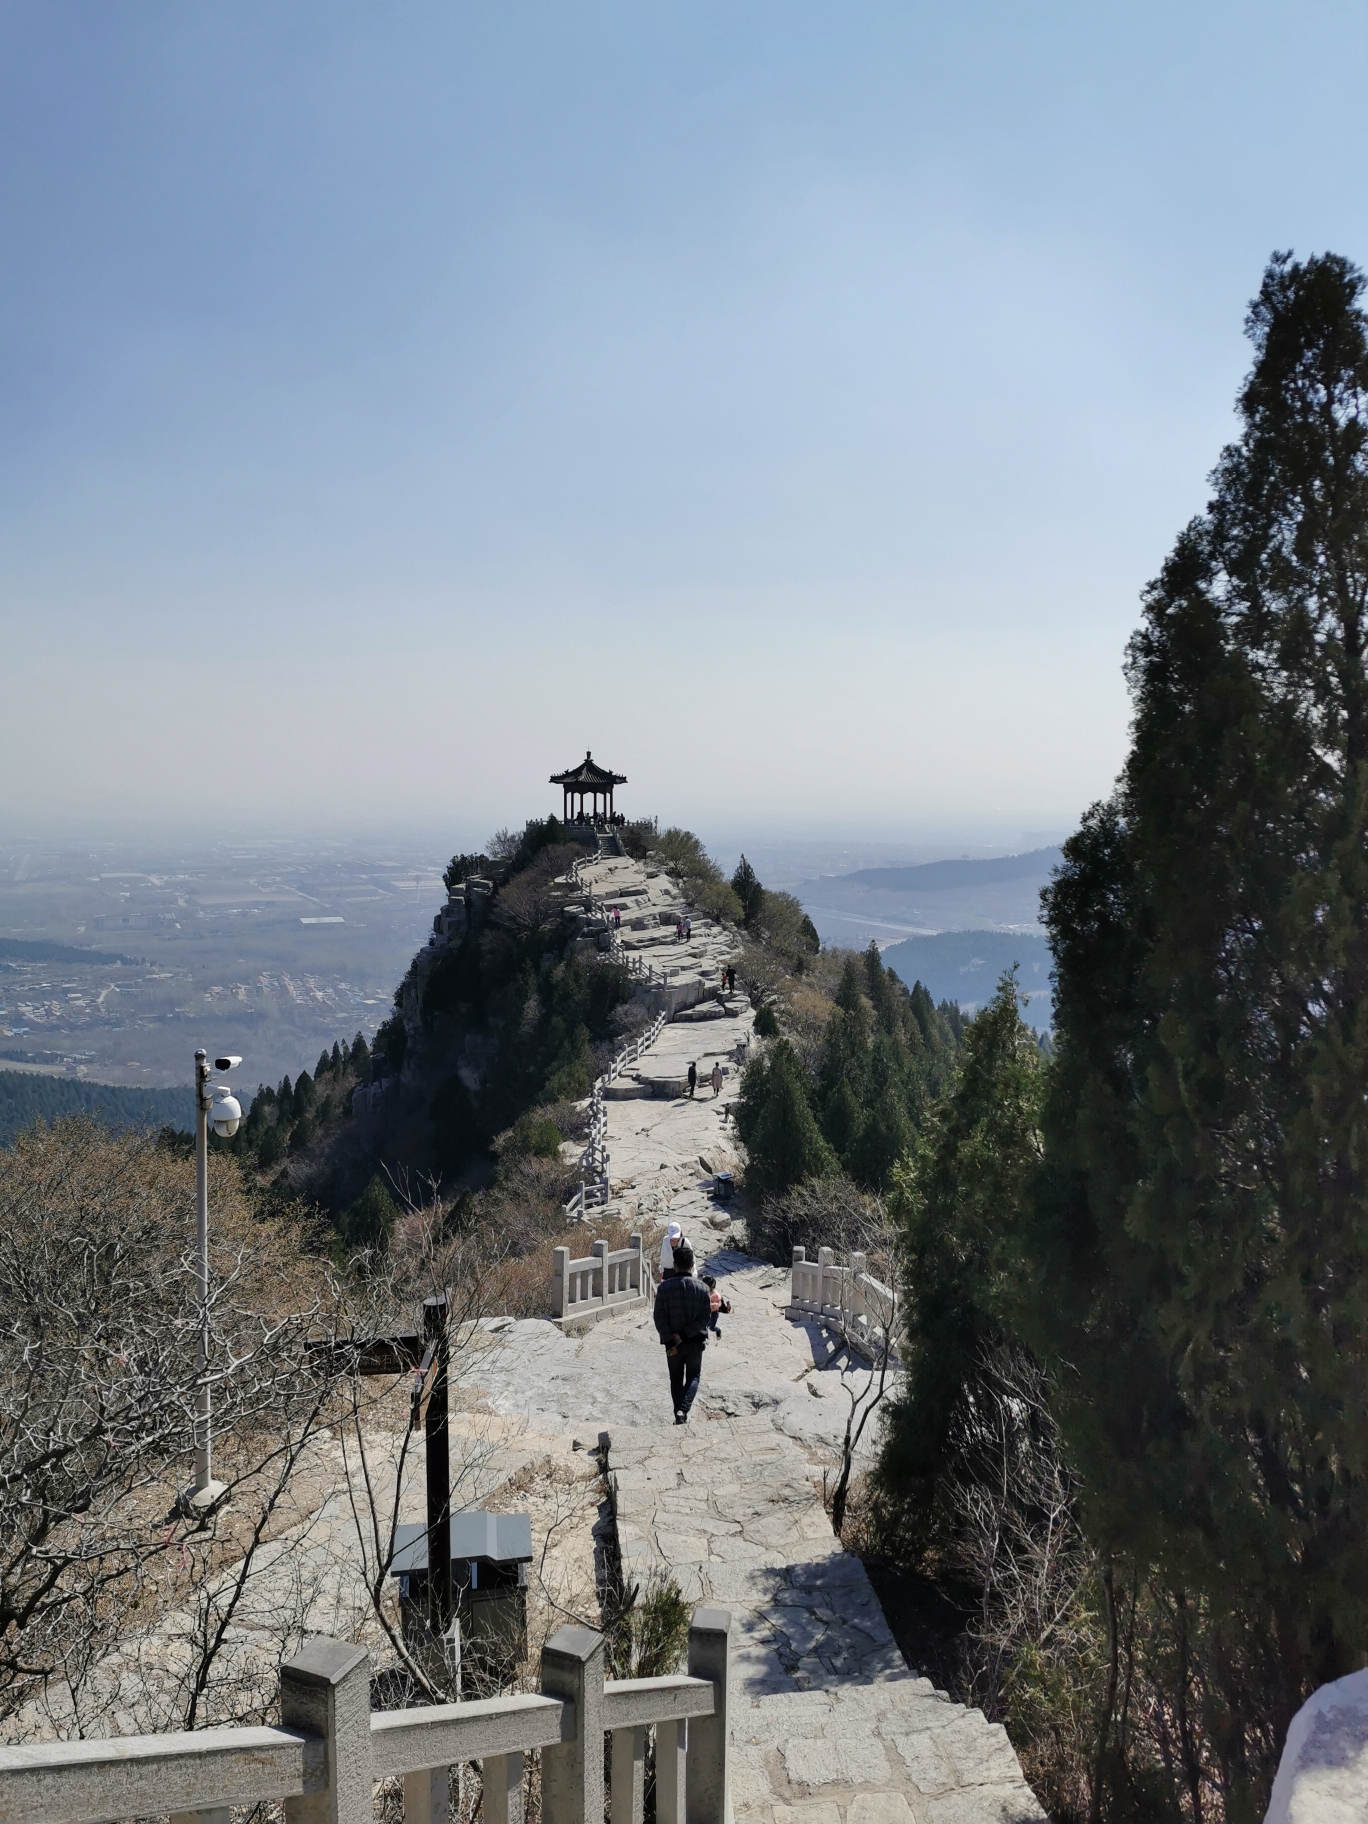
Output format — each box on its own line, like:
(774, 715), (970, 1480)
(3, 251), (1367, 1824)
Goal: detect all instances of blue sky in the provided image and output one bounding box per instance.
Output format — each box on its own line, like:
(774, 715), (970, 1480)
(2, 2), (1365, 846)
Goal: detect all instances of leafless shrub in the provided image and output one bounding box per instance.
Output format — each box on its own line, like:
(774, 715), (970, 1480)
(749, 1174), (891, 1272)
(0, 1118), (342, 1736)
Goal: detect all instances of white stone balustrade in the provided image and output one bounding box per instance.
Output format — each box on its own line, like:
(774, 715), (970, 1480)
(564, 1010), (668, 1218)
(551, 1233), (648, 1331)
(788, 1246), (898, 1364)
(0, 1613), (731, 1824)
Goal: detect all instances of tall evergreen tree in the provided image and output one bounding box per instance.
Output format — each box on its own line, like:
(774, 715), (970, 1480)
(1033, 251), (1368, 1809)
(730, 855), (765, 927)
(734, 1040), (837, 1195)
(880, 973), (1044, 1534)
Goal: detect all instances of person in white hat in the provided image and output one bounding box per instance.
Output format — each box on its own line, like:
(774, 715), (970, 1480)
(659, 1220), (685, 1275)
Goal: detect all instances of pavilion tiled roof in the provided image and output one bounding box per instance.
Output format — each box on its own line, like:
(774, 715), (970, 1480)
(549, 751), (627, 789)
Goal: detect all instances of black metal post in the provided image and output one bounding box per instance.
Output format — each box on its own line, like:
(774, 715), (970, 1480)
(423, 1293), (451, 1631)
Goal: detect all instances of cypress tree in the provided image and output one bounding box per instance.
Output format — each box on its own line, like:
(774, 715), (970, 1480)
(1035, 251), (1368, 1803)
(881, 973), (1044, 1531)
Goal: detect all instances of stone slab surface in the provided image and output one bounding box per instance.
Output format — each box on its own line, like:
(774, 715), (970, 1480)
(499, 939), (1042, 1824)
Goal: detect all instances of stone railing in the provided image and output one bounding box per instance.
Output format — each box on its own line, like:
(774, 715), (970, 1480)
(551, 1233), (649, 1331)
(788, 1245), (898, 1364)
(564, 1011), (669, 1220)
(0, 1611), (731, 1824)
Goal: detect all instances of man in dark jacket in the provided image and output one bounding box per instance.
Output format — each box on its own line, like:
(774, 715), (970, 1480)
(652, 1242), (713, 1424)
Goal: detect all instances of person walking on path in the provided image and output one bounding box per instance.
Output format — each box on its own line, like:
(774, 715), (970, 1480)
(710, 1061), (723, 1097)
(659, 1220), (685, 1276)
(652, 1243), (713, 1423)
(687, 1060), (697, 1098)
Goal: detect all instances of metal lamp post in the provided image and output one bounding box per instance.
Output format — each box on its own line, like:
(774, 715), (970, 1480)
(182, 1047), (241, 1513)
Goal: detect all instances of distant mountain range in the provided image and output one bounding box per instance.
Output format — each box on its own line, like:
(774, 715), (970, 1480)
(839, 847), (1063, 895)
(794, 846), (1063, 949)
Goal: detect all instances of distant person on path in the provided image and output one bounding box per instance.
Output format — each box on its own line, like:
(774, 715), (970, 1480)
(710, 1062), (723, 1097)
(675, 919), (684, 943)
(684, 916), (692, 940)
(653, 1242), (713, 1423)
(687, 1060), (697, 1098)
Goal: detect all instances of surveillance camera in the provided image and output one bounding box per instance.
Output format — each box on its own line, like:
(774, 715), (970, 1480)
(211, 1094), (242, 1139)
(214, 1055), (242, 1072)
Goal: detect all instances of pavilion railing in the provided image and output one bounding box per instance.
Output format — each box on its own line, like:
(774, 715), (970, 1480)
(0, 1612), (732, 1824)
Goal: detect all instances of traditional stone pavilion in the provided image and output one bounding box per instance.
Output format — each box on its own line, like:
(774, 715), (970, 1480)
(550, 750), (627, 822)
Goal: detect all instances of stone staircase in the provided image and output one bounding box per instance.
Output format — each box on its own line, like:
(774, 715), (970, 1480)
(601, 1331), (1044, 1824)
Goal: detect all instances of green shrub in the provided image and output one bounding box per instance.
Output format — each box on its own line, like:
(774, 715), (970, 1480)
(507, 1113), (564, 1159)
(604, 1570), (691, 1679)
(339, 1175), (400, 1252)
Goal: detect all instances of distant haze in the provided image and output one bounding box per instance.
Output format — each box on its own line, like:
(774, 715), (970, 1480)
(2, 5), (1365, 834)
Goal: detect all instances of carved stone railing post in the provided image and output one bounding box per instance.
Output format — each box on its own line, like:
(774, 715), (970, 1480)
(552, 1246), (570, 1317)
(656, 1720), (687, 1824)
(483, 1750), (524, 1824)
(540, 1624), (604, 1824)
(403, 1766), (448, 1824)
(280, 1638), (371, 1824)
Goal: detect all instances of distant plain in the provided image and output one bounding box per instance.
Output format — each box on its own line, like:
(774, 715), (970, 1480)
(0, 834), (445, 1092)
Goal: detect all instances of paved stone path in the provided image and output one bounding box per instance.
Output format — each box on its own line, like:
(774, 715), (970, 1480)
(574, 850), (742, 1018)
(491, 857), (1043, 1824)
(471, 1243), (1045, 1824)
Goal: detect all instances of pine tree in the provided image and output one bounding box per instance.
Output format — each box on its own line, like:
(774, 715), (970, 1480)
(734, 1040), (837, 1195)
(1035, 251), (1368, 1803)
(880, 972), (1044, 1532)
(730, 855), (765, 927)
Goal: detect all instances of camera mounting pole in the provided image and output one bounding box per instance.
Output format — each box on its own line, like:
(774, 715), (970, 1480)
(181, 1047), (230, 1514)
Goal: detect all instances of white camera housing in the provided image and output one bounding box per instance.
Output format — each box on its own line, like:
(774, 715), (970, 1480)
(211, 1093), (243, 1139)
(214, 1055), (242, 1072)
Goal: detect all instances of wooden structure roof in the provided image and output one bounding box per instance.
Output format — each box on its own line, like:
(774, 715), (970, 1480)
(549, 751), (627, 790)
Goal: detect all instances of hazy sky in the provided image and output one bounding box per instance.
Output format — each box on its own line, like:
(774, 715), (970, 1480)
(3, 3), (1366, 848)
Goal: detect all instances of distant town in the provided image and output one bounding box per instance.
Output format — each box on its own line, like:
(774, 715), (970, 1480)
(0, 835), (446, 1089)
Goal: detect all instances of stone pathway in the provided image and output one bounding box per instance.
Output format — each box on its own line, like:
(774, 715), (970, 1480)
(485, 933), (1042, 1824)
(573, 850), (742, 1018)
(469, 1248), (1045, 1824)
